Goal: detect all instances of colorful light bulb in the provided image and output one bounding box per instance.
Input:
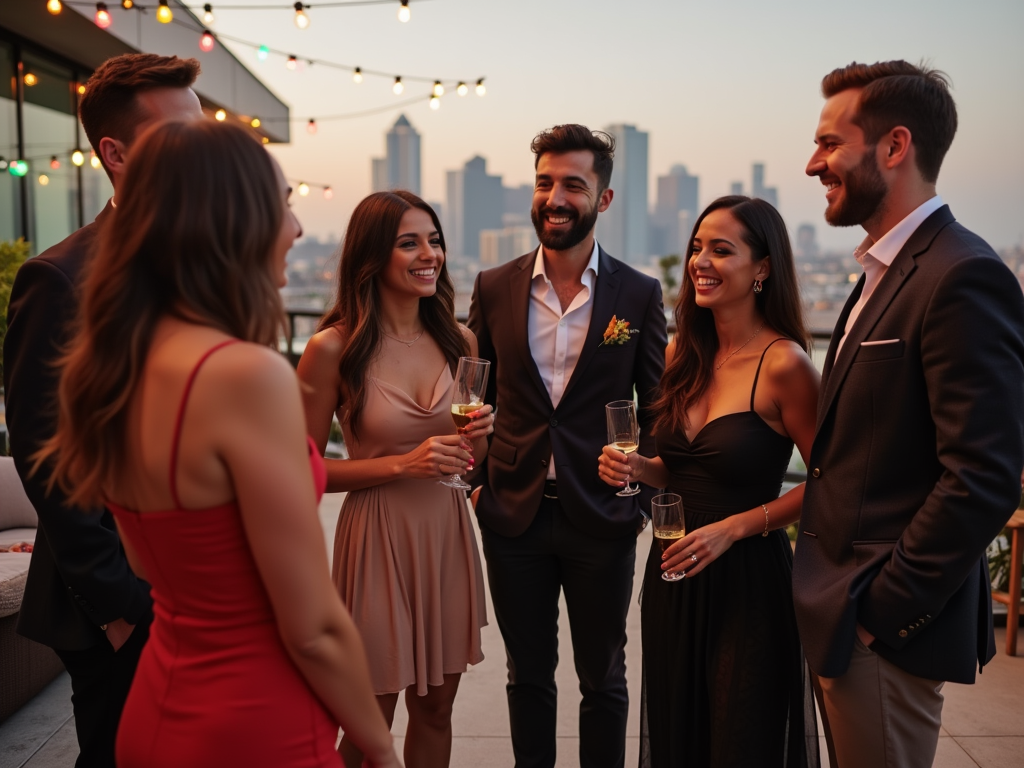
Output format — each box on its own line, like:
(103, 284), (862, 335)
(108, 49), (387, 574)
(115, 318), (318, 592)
(200, 31), (215, 52)
(50, 156), (61, 170)
(23, 73), (38, 87)
(156, 0), (172, 24)
(257, 45), (270, 62)
(323, 187), (333, 200)
(95, 3), (112, 28)
(47, 0), (63, 15)
(306, 119), (317, 135)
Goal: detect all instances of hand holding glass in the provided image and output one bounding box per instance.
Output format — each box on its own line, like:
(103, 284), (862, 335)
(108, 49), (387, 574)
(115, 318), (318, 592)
(651, 493), (686, 582)
(605, 400), (641, 497)
(440, 357), (490, 490)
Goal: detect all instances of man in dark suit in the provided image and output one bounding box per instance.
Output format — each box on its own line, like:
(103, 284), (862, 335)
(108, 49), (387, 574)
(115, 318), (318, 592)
(3, 53), (202, 767)
(794, 60), (1024, 768)
(468, 124), (667, 768)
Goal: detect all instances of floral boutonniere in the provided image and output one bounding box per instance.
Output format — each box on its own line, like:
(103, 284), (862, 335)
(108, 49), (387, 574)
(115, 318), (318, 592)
(600, 315), (640, 346)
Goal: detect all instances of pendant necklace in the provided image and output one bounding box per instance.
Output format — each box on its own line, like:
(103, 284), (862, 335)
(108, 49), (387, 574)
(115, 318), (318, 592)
(716, 322), (765, 370)
(383, 329), (424, 347)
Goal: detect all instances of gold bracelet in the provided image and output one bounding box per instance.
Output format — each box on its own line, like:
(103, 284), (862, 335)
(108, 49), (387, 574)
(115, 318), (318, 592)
(761, 504), (770, 537)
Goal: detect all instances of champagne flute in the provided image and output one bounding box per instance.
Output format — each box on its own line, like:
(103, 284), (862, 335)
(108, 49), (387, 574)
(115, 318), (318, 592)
(440, 356), (490, 490)
(606, 399), (641, 497)
(651, 493), (686, 582)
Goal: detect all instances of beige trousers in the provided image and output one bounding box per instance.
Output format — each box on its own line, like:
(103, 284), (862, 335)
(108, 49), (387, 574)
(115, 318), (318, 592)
(815, 637), (945, 768)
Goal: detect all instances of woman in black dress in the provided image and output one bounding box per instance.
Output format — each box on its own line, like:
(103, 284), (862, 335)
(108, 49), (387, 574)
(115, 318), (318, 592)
(599, 196), (821, 767)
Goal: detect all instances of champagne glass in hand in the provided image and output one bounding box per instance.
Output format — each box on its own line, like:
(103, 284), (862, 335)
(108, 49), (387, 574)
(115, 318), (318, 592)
(606, 399), (641, 497)
(440, 356), (490, 490)
(651, 493), (686, 582)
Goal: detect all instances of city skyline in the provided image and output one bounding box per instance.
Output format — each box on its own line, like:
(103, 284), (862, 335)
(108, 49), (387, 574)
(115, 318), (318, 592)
(198, 0), (1023, 252)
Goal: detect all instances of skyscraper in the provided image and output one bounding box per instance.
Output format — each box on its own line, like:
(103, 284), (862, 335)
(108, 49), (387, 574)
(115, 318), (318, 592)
(651, 164), (699, 256)
(596, 124), (649, 263)
(370, 114), (421, 195)
(751, 162), (779, 209)
(445, 156), (503, 259)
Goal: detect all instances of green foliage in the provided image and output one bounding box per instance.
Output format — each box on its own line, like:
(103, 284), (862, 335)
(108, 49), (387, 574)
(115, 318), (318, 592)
(0, 239), (31, 380)
(658, 254), (682, 302)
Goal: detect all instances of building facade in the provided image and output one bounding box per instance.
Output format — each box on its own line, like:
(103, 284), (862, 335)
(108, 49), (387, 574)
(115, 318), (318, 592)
(445, 155), (502, 259)
(651, 164), (699, 256)
(596, 123), (649, 264)
(371, 114), (421, 196)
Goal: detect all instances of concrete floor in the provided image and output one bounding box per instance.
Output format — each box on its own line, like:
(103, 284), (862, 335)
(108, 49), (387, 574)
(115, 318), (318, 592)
(2, 492), (1022, 768)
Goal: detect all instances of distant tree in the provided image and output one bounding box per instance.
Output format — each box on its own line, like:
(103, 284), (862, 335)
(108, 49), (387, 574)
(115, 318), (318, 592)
(1, 239), (31, 383)
(658, 254), (682, 303)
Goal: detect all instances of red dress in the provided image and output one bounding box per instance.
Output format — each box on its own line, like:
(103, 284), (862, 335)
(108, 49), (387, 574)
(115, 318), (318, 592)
(108, 341), (343, 768)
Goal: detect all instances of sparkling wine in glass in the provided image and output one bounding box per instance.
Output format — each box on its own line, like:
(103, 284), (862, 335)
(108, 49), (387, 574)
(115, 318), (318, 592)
(440, 356), (490, 490)
(606, 399), (641, 497)
(651, 493), (686, 582)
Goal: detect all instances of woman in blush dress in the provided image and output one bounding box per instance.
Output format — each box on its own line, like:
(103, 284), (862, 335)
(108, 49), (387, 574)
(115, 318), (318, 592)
(297, 191), (492, 768)
(37, 120), (400, 768)
(599, 196), (821, 768)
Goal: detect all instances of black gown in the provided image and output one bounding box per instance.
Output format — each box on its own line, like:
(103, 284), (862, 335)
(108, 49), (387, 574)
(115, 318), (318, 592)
(640, 339), (819, 768)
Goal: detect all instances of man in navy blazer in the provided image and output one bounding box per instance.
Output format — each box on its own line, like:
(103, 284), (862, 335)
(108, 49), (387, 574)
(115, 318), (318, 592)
(4, 54), (202, 767)
(468, 124), (666, 768)
(794, 61), (1024, 768)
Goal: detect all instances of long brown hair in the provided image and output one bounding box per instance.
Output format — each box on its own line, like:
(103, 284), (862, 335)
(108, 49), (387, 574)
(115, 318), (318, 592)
(652, 196), (808, 434)
(318, 191), (467, 437)
(37, 119), (286, 507)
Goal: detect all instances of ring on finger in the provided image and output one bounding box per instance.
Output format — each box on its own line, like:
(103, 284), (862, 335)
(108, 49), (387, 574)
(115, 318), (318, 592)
(690, 554), (698, 564)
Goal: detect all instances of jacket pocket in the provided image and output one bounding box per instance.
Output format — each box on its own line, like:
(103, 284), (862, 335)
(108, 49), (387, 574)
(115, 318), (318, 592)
(489, 435), (517, 466)
(854, 339), (905, 363)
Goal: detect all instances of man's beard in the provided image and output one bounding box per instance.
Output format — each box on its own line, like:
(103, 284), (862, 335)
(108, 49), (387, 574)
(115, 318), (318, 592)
(531, 203), (600, 251)
(825, 149), (888, 227)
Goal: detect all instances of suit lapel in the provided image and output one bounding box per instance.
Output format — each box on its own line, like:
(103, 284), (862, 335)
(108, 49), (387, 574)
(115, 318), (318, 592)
(509, 249), (553, 407)
(817, 206), (954, 427)
(559, 248), (621, 406)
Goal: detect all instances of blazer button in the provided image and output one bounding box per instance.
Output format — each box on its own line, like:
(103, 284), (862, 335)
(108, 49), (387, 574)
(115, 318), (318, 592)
(549, 418), (558, 427)
(899, 629), (908, 638)
(811, 468), (821, 478)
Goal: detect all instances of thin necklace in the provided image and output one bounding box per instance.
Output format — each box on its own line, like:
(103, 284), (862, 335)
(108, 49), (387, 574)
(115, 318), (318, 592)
(715, 322), (765, 370)
(383, 329), (424, 347)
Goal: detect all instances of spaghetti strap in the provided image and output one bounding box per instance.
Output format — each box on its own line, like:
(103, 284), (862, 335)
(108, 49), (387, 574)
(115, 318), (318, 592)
(749, 338), (789, 411)
(169, 340), (240, 509)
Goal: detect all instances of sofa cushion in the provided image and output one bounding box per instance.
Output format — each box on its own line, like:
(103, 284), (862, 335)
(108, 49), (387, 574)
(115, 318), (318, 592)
(0, 553), (31, 619)
(0, 457), (38, 530)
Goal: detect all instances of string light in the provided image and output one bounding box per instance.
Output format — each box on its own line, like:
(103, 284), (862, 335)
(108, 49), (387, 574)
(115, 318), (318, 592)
(353, 67), (363, 84)
(47, 0), (63, 15)
(156, 0), (172, 23)
(215, 108), (226, 121)
(456, 81), (468, 96)
(0, 158), (8, 171)
(286, 55), (298, 71)
(250, 117), (261, 128)
(200, 31), (215, 52)
(429, 94), (440, 110)
(293, 2), (309, 28)
(262, 136), (270, 144)
(94, 2), (112, 28)
(257, 45), (270, 62)
(306, 119), (317, 135)
(393, 76), (404, 95)
(476, 78), (486, 96)
(23, 73), (38, 87)
(432, 81), (444, 97)
(397, 0), (410, 23)
(39, 174), (50, 186)
(77, 84), (86, 95)
(323, 187), (333, 200)
(71, 150), (84, 166)
(90, 152), (101, 169)
(297, 182), (310, 197)
(9, 161), (28, 177)
(50, 156), (61, 170)
(202, 3), (214, 23)
(121, 0), (133, 8)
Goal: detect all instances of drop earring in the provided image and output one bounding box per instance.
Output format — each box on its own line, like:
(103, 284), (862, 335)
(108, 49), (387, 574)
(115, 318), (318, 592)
(753, 279), (763, 294)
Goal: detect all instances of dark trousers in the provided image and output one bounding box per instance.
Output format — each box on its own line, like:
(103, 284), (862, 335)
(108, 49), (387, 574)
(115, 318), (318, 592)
(480, 496), (636, 768)
(55, 614), (151, 768)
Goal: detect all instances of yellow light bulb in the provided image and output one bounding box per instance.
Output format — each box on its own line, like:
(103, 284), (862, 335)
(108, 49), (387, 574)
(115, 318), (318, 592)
(156, 0), (172, 23)
(475, 78), (486, 96)
(39, 174), (50, 186)
(298, 182), (310, 197)
(429, 95), (440, 111)
(71, 150), (85, 166)
(121, 0), (133, 8)
(456, 82), (468, 97)
(77, 84), (86, 95)
(202, 4), (214, 24)
(47, 0), (63, 15)
(215, 109), (226, 121)
(250, 117), (261, 128)
(24, 73), (38, 87)
(90, 153), (101, 169)
(353, 67), (363, 84)
(262, 137), (270, 144)
(294, 3), (309, 29)
(393, 77), (404, 95)
(397, 0), (410, 22)
(432, 81), (444, 97)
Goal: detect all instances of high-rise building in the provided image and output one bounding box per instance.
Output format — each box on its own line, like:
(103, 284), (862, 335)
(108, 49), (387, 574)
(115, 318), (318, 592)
(480, 226), (538, 267)
(730, 181), (744, 196)
(445, 156), (503, 259)
(795, 223), (819, 261)
(650, 164), (699, 256)
(596, 124), (649, 263)
(370, 114), (421, 195)
(751, 162), (778, 209)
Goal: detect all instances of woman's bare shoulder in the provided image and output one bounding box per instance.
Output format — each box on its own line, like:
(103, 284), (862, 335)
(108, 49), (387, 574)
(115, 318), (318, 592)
(763, 337), (819, 386)
(304, 325), (346, 360)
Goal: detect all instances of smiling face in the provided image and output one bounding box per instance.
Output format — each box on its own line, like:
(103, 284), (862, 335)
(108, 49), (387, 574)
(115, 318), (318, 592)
(378, 207), (444, 301)
(688, 208), (769, 311)
(530, 150), (611, 252)
(270, 158), (302, 288)
(806, 87), (889, 228)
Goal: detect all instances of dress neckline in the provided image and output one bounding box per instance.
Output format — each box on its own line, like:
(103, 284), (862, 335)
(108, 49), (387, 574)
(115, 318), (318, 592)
(369, 364), (451, 412)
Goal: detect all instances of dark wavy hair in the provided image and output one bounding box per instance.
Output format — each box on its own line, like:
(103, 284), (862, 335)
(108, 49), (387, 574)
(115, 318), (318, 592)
(530, 124), (615, 192)
(37, 119), (286, 506)
(652, 196), (808, 434)
(318, 191), (467, 437)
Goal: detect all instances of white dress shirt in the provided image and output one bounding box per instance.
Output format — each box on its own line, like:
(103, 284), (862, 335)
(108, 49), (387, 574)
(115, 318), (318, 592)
(835, 195), (944, 357)
(528, 240), (601, 478)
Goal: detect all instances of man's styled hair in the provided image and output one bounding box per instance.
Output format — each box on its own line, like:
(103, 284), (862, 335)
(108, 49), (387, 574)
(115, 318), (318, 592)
(531, 124), (615, 192)
(821, 60), (957, 184)
(79, 53), (201, 170)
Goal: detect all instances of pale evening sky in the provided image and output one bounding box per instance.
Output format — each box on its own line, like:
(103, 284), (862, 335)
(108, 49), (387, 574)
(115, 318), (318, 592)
(206, 0), (1024, 252)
